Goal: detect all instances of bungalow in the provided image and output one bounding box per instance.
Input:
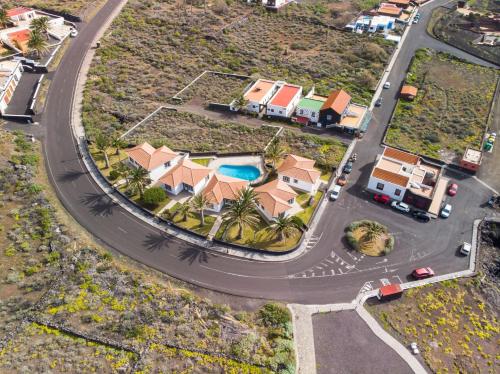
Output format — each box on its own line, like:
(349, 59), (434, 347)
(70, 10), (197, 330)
(266, 83), (302, 118)
(377, 3), (403, 17)
(125, 142), (181, 181)
(368, 16), (396, 33)
(159, 158), (212, 195)
(0, 60), (23, 115)
(255, 179), (298, 220)
(318, 89), (352, 127)
(400, 85), (418, 100)
(294, 97), (325, 125)
(277, 154), (321, 194)
(265, 0), (293, 10)
(203, 174), (249, 213)
(6, 7), (36, 24)
(243, 79), (278, 113)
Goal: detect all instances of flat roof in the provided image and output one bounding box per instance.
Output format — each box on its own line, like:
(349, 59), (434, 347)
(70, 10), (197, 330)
(297, 98), (324, 111)
(269, 84), (301, 107)
(428, 176), (449, 216)
(339, 104), (367, 129)
(0, 61), (20, 89)
(463, 148), (482, 164)
(244, 79), (276, 103)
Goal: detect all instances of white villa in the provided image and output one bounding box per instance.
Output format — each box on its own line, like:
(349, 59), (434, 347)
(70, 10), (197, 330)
(203, 174), (249, 213)
(277, 154), (321, 194)
(158, 158), (213, 195)
(125, 142), (182, 181)
(243, 79), (279, 113)
(254, 179), (298, 220)
(0, 60), (23, 115)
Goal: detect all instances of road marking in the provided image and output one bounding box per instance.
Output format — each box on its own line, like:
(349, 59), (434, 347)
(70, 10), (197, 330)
(117, 226), (127, 234)
(359, 281), (374, 293)
(472, 176), (499, 195)
(376, 258), (388, 264)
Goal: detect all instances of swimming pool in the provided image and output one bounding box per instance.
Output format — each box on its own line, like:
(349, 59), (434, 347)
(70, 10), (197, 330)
(217, 164), (261, 181)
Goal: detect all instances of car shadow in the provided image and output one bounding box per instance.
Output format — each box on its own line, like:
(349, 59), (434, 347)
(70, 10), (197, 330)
(79, 192), (116, 217)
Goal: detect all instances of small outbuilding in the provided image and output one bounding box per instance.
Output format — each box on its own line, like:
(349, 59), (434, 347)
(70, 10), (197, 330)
(460, 148), (482, 172)
(400, 85), (418, 100)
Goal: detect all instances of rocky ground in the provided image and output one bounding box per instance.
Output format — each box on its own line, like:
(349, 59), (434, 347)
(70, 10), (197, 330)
(478, 221), (500, 310)
(0, 129), (295, 373)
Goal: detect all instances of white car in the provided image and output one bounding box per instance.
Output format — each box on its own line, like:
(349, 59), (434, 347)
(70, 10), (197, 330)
(391, 201), (410, 213)
(70, 28), (78, 37)
(460, 242), (472, 256)
(329, 185), (341, 201)
(383, 82), (391, 89)
(440, 204), (452, 218)
(410, 342), (419, 355)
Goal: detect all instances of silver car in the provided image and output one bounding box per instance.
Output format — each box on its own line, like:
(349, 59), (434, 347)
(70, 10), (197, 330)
(391, 201), (410, 213)
(440, 204), (452, 218)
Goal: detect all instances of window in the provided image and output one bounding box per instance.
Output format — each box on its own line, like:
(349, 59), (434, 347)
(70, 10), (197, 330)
(165, 184), (171, 191)
(164, 161), (171, 167)
(327, 115), (332, 121)
(376, 182), (384, 191)
(288, 198), (294, 204)
(279, 110), (283, 114)
(311, 112), (315, 118)
(283, 176), (290, 182)
(183, 183), (193, 192)
(294, 179), (298, 184)
(299, 109), (303, 115)
(270, 109), (274, 113)
(395, 189), (402, 196)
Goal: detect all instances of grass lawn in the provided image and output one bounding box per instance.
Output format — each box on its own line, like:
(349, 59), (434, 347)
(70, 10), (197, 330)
(216, 216), (301, 252)
(118, 185), (170, 214)
(190, 158), (212, 167)
(320, 170), (332, 182)
(295, 191), (323, 225)
(386, 49), (499, 162)
(171, 212), (216, 237)
(89, 146), (128, 178)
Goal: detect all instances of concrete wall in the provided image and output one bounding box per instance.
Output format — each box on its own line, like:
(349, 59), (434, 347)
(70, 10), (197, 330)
(367, 176), (406, 201)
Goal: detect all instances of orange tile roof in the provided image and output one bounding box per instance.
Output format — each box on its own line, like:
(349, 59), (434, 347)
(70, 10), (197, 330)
(388, 0), (410, 5)
(400, 85), (418, 97)
(269, 84), (301, 108)
(159, 158), (212, 189)
(372, 168), (409, 187)
(383, 147), (420, 165)
(8, 29), (31, 43)
(378, 5), (402, 16)
(7, 7), (33, 17)
(255, 179), (297, 217)
(277, 154), (321, 184)
(125, 142), (178, 171)
(244, 79), (276, 103)
(320, 89), (351, 114)
(203, 174), (249, 205)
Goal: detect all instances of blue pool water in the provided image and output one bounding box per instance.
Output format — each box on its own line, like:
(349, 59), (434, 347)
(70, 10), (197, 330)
(217, 164), (260, 181)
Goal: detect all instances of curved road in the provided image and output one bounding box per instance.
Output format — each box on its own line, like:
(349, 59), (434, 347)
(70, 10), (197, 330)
(42, 0), (496, 304)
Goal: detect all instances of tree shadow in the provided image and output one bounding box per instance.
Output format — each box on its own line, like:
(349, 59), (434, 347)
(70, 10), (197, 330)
(58, 169), (87, 182)
(79, 192), (116, 217)
(143, 232), (173, 252)
(177, 246), (213, 265)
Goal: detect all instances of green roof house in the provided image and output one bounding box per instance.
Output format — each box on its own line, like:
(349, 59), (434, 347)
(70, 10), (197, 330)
(294, 97), (326, 125)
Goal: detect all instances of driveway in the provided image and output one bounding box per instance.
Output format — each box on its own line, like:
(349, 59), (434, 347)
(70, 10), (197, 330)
(313, 311), (413, 374)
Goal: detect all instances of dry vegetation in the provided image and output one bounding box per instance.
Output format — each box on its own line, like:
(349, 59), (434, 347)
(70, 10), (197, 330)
(0, 129), (294, 373)
(82, 0), (393, 136)
(2, 0), (103, 16)
(386, 49), (498, 162)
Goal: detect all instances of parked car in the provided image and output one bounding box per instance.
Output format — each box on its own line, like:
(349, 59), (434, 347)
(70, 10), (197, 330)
(383, 82), (391, 89)
(329, 185), (341, 201)
(375, 98), (383, 107)
(413, 17), (419, 24)
(343, 162), (353, 174)
(336, 174), (347, 186)
(391, 201), (410, 213)
(373, 194), (390, 204)
(440, 203), (452, 218)
(460, 242), (472, 256)
(410, 342), (420, 355)
(70, 28), (78, 37)
(447, 183), (458, 196)
(411, 267), (435, 279)
(411, 210), (431, 222)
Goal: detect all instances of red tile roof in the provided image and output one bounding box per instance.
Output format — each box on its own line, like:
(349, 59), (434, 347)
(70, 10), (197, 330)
(372, 168), (409, 187)
(125, 142), (178, 171)
(400, 85), (418, 97)
(7, 7), (33, 17)
(203, 174), (249, 205)
(383, 147), (420, 165)
(8, 29), (31, 43)
(320, 89), (351, 114)
(277, 154), (321, 184)
(255, 179), (297, 217)
(269, 84), (301, 108)
(159, 159), (212, 189)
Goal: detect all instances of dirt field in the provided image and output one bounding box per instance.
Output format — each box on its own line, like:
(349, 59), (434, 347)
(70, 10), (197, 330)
(82, 0), (393, 136)
(386, 49), (498, 162)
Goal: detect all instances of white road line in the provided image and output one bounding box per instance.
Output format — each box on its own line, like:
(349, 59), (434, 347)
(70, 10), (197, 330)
(472, 176), (499, 195)
(117, 226), (127, 234)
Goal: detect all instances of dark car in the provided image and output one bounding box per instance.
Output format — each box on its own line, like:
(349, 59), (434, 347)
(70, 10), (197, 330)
(375, 98), (383, 107)
(412, 210), (431, 222)
(343, 162), (353, 174)
(373, 194), (390, 204)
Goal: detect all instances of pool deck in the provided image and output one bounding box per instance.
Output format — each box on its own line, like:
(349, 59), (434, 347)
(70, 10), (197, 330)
(208, 155), (267, 185)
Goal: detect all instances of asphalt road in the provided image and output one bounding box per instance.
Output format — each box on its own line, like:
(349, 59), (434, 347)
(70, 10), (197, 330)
(40, 0), (496, 304)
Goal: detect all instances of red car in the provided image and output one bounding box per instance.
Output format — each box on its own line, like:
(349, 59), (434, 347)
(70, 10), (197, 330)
(373, 194), (390, 204)
(411, 267), (435, 279)
(447, 183), (458, 196)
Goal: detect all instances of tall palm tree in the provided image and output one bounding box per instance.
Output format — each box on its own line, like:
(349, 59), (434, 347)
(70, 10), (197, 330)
(222, 189), (260, 241)
(127, 167), (150, 198)
(0, 8), (10, 29)
(111, 135), (126, 156)
(94, 132), (111, 169)
(265, 137), (285, 170)
(175, 201), (191, 222)
(191, 193), (210, 225)
(268, 215), (302, 243)
(361, 222), (386, 244)
(30, 16), (50, 40)
(27, 30), (49, 59)
(237, 187), (259, 210)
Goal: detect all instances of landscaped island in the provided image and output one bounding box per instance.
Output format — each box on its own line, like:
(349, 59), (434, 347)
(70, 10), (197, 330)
(345, 220), (394, 256)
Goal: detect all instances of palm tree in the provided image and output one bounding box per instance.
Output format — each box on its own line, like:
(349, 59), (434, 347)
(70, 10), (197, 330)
(111, 135), (126, 156)
(27, 30), (49, 59)
(30, 16), (50, 40)
(191, 193), (210, 225)
(237, 187), (259, 210)
(265, 137), (285, 170)
(268, 215), (302, 243)
(222, 188), (260, 241)
(0, 8), (10, 29)
(127, 167), (150, 198)
(94, 132), (111, 169)
(361, 222), (386, 244)
(175, 201), (191, 222)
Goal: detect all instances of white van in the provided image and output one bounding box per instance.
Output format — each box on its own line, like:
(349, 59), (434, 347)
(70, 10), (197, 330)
(329, 185), (341, 201)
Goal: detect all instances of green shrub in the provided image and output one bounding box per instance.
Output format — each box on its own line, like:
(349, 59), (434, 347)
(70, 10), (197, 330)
(108, 170), (121, 181)
(142, 187), (167, 206)
(259, 303), (291, 328)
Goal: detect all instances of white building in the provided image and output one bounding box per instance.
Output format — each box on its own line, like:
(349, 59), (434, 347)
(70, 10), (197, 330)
(294, 97), (325, 125)
(125, 142), (182, 181)
(6, 7), (37, 24)
(264, 0), (293, 10)
(277, 154), (322, 194)
(243, 79), (279, 113)
(254, 179), (298, 220)
(0, 60), (23, 115)
(266, 83), (302, 118)
(159, 158), (213, 196)
(203, 174), (249, 213)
